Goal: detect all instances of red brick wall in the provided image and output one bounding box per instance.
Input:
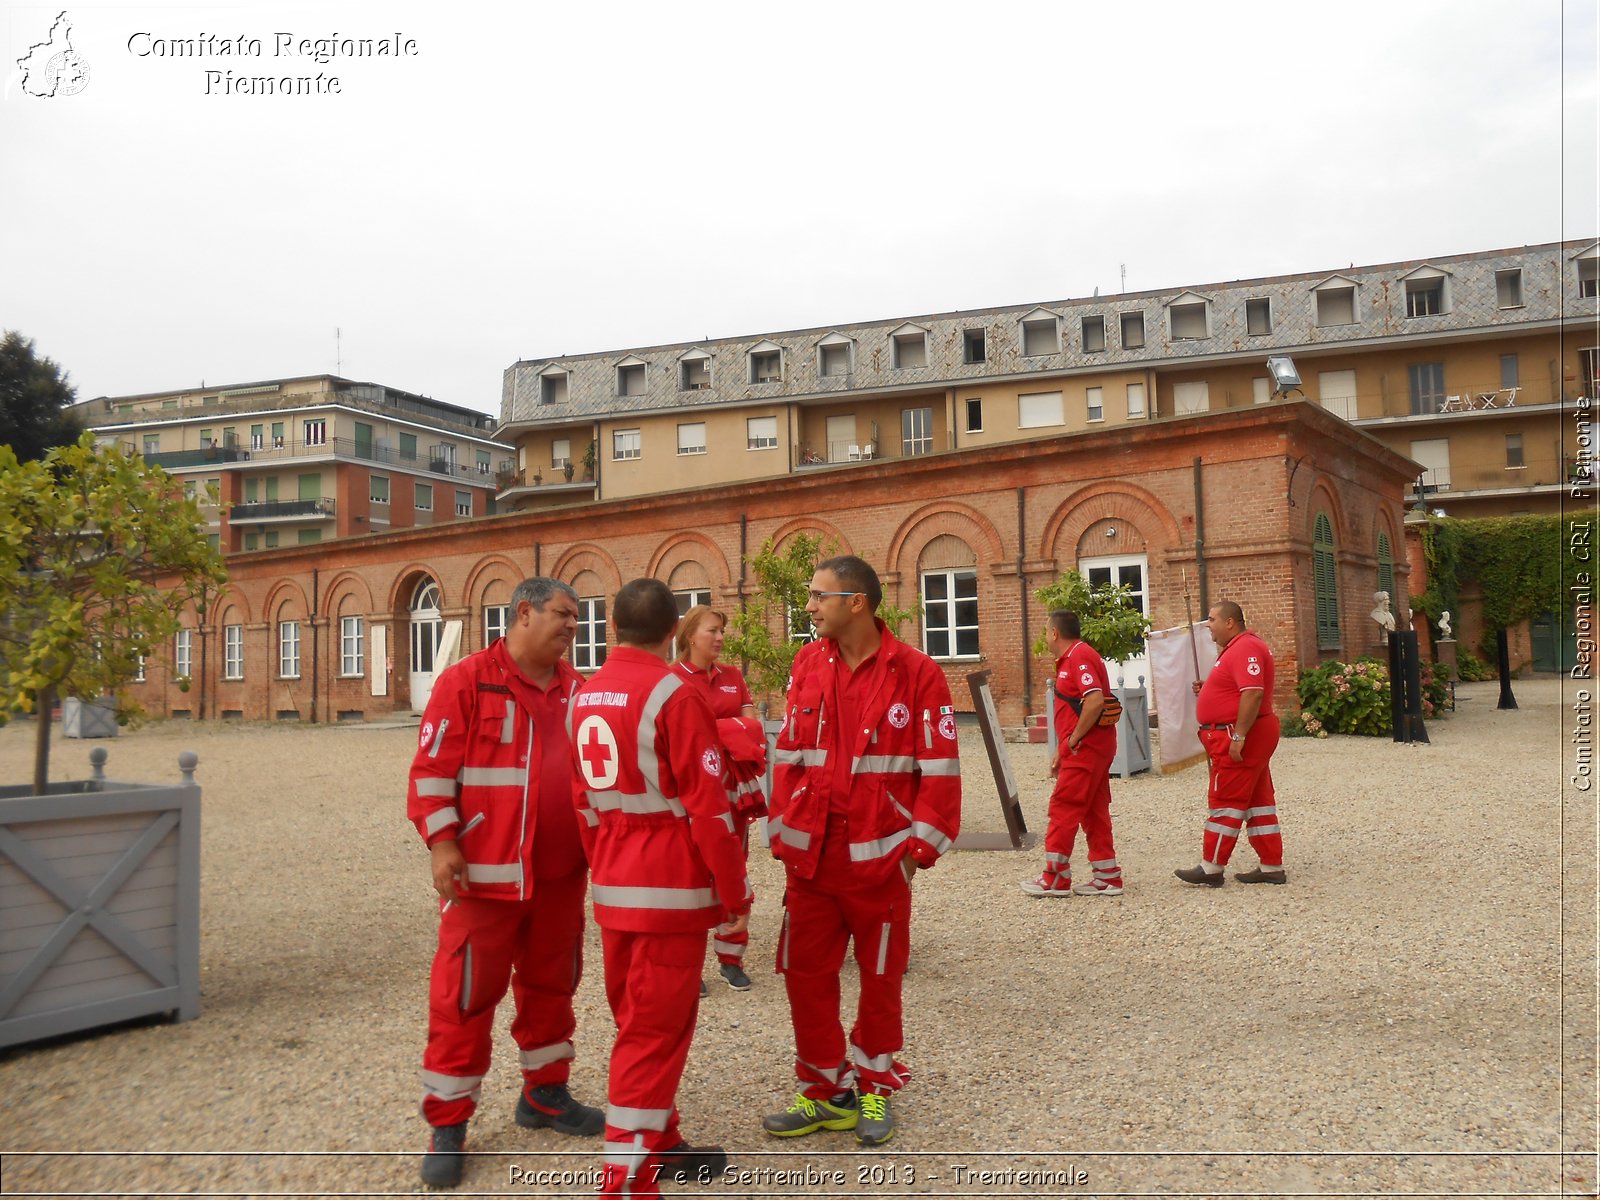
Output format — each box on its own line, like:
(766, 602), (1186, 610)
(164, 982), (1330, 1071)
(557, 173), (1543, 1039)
(130, 403), (1413, 726)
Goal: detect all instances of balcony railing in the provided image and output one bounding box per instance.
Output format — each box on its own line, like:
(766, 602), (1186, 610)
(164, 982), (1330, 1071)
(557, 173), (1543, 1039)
(137, 436), (497, 484)
(1418, 454), (1585, 495)
(229, 498), (337, 522)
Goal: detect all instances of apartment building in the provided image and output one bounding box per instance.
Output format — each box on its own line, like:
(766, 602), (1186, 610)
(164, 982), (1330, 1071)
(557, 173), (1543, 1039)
(497, 239), (1598, 518)
(77, 375), (514, 551)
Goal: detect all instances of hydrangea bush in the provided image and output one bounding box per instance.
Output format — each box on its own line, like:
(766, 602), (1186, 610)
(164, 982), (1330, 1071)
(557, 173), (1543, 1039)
(1291, 657), (1450, 738)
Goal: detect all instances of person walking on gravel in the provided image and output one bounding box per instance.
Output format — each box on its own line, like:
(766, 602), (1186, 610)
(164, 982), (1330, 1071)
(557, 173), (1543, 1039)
(1021, 609), (1122, 897)
(1175, 600), (1286, 888)
(407, 577), (604, 1189)
(762, 555), (962, 1148)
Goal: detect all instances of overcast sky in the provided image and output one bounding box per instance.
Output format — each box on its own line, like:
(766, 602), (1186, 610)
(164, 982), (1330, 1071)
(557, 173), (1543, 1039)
(2, 0), (1595, 419)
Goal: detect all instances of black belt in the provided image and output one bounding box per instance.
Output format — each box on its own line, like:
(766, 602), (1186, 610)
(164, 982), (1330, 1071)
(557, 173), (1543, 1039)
(1198, 723), (1233, 730)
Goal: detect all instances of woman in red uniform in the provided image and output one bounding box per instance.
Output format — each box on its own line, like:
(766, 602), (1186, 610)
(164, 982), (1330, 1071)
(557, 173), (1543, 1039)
(672, 605), (767, 992)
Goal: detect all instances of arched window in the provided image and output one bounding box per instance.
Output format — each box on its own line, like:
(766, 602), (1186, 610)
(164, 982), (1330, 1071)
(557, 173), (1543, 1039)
(1376, 531), (1396, 605)
(1313, 512), (1340, 650)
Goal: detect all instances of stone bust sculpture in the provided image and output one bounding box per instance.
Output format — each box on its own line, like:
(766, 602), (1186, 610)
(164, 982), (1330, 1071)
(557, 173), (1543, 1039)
(1370, 590), (1396, 633)
(1439, 610), (1453, 639)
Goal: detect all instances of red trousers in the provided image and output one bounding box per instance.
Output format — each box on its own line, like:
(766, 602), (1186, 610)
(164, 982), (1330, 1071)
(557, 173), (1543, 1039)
(712, 820), (753, 965)
(420, 869), (586, 1127)
(777, 818), (911, 1099)
(1199, 716), (1283, 867)
(599, 927), (707, 1198)
(1041, 742), (1119, 889)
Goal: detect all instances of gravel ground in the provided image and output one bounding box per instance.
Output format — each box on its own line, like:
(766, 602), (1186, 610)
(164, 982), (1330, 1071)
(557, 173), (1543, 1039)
(0, 678), (1593, 1199)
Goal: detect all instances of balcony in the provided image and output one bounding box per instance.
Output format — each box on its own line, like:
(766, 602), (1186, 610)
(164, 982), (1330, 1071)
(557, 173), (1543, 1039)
(495, 467), (596, 505)
(229, 498), (337, 523)
(141, 437), (498, 484)
(142, 445), (249, 469)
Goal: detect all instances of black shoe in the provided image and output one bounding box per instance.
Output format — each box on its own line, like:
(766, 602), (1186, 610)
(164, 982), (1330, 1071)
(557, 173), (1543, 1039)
(655, 1141), (729, 1183)
(420, 1121), (467, 1189)
(1235, 867), (1288, 884)
(700, 979), (709, 997)
(1174, 865), (1224, 888)
(515, 1083), (604, 1137)
(719, 962), (752, 991)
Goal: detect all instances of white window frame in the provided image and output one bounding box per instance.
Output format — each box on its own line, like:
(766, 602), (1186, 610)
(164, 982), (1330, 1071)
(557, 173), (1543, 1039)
(1018, 391), (1065, 429)
(674, 588), (712, 615)
(540, 368), (570, 405)
(414, 482), (433, 511)
(1411, 438), (1452, 491)
(1126, 382), (1147, 418)
(818, 340), (852, 377)
(677, 422), (707, 456)
(484, 604), (509, 646)
(901, 407), (933, 456)
(1086, 387), (1104, 423)
(454, 490), (472, 517)
(303, 419), (327, 447)
(574, 597), (607, 671)
(174, 629), (192, 679)
(617, 362), (647, 397)
(1021, 317), (1060, 357)
(746, 416), (778, 450)
(921, 568), (980, 660)
(552, 438), (572, 469)
(340, 616), (364, 677)
(1316, 286), (1357, 327)
(1169, 301), (1209, 340)
(1173, 382), (1210, 415)
(749, 349), (782, 384)
(279, 621), (301, 679)
(613, 428), (642, 460)
(133, 654), (145, 683)
(965, 397), (983, 432)
(370, 474), (390, 504)
(224, 624), (244, 680)
(1404, 277), (1446, 318)
(1579, 257), (1599, 299)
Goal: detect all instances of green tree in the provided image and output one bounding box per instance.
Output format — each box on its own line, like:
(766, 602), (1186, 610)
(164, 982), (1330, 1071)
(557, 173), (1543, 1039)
(1032, 569), (1151, 664)
(0, 433), (228, 793)
(0, 331), (83, 462)
(725, 534), (918, 704)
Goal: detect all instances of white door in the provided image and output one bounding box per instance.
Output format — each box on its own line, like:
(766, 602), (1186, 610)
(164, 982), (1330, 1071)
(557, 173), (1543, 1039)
(1078, 553), (1150, 690)
(409, 580), (443, 713)
(1318, 370), (1358, 421)
(825, 415), (855, 463)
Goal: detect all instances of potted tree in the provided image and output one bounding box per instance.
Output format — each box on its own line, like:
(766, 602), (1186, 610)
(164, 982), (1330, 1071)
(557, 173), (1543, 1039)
(581, 439), (597, 481)
(0, 434), (225, 1046)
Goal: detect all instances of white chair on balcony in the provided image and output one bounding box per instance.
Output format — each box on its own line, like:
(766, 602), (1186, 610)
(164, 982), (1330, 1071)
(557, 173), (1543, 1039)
(1440, 394), (1467, 413)
(847, 444), (862, 461)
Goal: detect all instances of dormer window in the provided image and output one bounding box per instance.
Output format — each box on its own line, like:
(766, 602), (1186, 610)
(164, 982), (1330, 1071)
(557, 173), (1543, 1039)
(1168, 293), (1210, 340)
(748, 341), (783, 384)
(1577, 245), (1600, 298)
(1019, 309), (1060, 356)
(616, 356), (648, 397)
(1313, 275), (1360, 327)
(678, 349), (712, 391)
(891, 324), (929, 370)
(1402, 266), (1450, 318)
(817, 332), (853, 377)
(539, 366), (569, 405)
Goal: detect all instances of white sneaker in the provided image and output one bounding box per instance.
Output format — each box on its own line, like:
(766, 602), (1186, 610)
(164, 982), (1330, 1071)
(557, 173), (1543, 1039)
(1019, 876), (1072, 897)
(1072, 880), (1124, 896)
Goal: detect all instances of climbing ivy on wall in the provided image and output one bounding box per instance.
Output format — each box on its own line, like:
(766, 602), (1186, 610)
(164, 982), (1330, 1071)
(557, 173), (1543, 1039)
(1413, 515), (1589, 635)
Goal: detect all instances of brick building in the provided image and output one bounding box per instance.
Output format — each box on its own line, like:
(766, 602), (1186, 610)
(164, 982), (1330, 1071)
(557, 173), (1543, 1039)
(131, 401), (1417, 727)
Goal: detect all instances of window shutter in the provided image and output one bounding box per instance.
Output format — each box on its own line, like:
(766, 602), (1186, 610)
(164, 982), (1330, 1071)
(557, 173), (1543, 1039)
(1313, 512), (1340, 650)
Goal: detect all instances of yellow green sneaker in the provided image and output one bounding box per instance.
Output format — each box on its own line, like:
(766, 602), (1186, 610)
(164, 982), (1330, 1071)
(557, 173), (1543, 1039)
(761, 1091), (859, 1136)
(856, 1091), (895, 1145)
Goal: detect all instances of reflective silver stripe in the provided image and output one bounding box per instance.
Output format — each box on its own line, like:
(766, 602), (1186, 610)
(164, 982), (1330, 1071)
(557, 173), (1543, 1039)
(519, 1041), (574, 1071)
(799, 1058), (843, 1085)
(459, 766), (525, 787)
(636, 673), (682, 808)
(1245, 806), (1278, 818)
(1045, 851), (1071, 865)
(849, 827), (910, 862)
(768, 816), (812, 850)
(423, 805), (461, 835)
(911, 821), (952, 854)
(465, 862), (522, 883)
(416, 778), (458, 799)
(852, 754), (915, 774)
(733, 778), (765, 799)
(1211, 807), (1247, 819)
(420, 1069), (482, 1102)
(608, 1105), (672, 1132)
(587, 789), (686, 817)
(1249, 823), (1282, 834)
(428, 718), (449, 758)
(774, 747), (828, 767)
(592, 884), (716, 910)
(716, 812), (735, 834)
(501, 699), (516, 745)
(875, 923), (890, 974)
(1090, 857), (1118, 868)
(1204, 821), (1241, 836)
(918, 757), (961, 777)
(1092, 863), (1120, 878)
(851, 1044), (897, 1072)
(579, 808), (599, 828)
(603, 1134), (649, 1178)
(713, 938), (744, 958)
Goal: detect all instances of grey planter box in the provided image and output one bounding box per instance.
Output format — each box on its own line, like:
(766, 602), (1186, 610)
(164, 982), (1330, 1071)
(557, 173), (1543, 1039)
(62, 697), (119, 739)
(0, 749), (201, 1048)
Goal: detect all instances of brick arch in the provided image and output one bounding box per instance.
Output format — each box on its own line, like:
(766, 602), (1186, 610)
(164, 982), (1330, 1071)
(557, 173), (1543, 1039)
(647, 532), (732, 591)
(1038, 482), (1182, 564)
(388, 565), (446, 615)
(767, 517), (852, 557)
(549, 543), (622, 597)
(1305, 477), (1347, 546)
(886, 502), (1005, 580)
(262, 578), (311, 623)
(213, 585), (253, 628)
(321, 571), (375, 619)
(1076, 517), (1148, 558)
(463, 554), (525, 608)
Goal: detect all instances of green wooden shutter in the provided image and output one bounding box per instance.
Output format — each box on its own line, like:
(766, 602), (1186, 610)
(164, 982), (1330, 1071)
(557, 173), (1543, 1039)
(1377, 532), (1396, 604)
(1313, 512), (1340, 650)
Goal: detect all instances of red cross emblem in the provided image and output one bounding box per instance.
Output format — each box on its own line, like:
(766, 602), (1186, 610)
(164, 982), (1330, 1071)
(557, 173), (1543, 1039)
(577, 716), (619, 789)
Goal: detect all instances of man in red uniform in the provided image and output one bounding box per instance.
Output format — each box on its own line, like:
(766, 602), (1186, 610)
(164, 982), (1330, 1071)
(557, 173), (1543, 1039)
(1021, 609), (1122, 897)
(407, 578), (603, 1190)
(763, 555), (962, 1147)
(1175, 600), (1286, 887)
(570, 579), (753, 1199)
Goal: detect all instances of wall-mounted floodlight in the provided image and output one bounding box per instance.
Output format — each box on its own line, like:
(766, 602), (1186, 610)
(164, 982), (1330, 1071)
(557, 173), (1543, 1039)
(1266, 356), (1303, 398)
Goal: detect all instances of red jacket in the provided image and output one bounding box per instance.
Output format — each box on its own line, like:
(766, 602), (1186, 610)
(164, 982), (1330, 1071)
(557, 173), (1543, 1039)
(406, 641), (585, 902)
(569, 647), (752, 932)
(768, 624), (962, 883)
